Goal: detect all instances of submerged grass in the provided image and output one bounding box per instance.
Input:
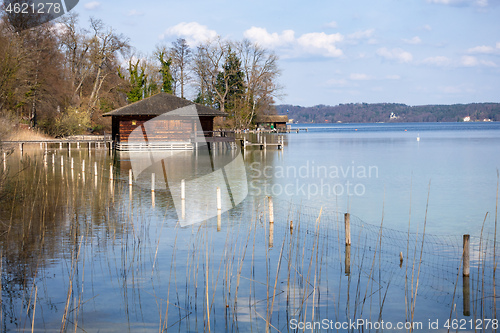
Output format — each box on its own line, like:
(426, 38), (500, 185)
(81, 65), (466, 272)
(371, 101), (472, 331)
(0, 147), (497, 332)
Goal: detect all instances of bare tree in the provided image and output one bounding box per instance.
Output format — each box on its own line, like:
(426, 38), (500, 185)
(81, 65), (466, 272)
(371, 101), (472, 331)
(87, 18), (129, 115)
(235, 39), (282, 127)
(170, 38), (191, 98)
(193, 38), (238, 114)
(58, 13), (92, 103)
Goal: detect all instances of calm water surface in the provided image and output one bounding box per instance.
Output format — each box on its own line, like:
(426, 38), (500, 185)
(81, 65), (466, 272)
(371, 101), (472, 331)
(0, 122), (498, 332)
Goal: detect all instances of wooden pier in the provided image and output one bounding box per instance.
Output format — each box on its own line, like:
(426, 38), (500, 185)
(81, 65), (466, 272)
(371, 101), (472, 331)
(2, 137), (113, 152)
(235, 127), (308, 134)
(240, 135), (284, 150)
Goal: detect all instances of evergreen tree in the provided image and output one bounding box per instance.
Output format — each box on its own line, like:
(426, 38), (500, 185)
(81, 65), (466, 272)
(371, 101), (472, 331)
(158, 52), (173, 94)
(119, 60), (146, 103)
(216, 49), (245, 115)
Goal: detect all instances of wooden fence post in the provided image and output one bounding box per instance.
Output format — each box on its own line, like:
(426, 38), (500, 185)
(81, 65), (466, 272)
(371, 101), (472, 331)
(345, 213), (351, 245)
(268, 196), (274, 224)
(463, 234), (470, 277)
(151, 173), (155, 192)
(216, 186), (222, 211)
(463, 275), (470, 316)
(181, 179), (186, 220)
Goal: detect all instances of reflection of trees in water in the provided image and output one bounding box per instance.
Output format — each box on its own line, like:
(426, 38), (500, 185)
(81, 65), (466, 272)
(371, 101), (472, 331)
(0, 153), (129, 329)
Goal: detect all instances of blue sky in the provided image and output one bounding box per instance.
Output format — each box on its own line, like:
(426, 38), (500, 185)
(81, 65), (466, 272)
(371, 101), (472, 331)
(74, 0), (499, 106)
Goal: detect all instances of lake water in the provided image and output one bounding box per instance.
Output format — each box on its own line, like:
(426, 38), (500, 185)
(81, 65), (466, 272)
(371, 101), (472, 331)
(0, 122), (498, 332)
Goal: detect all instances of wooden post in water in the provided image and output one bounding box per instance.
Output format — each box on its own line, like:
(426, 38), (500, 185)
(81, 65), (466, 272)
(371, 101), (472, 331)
(345, 245), (351, 276)
(268, 196), (274, 247)
(59, 142), (62, 149)
(344, 212), (351, 275)
(344, 213), (351, 245)
(463, 234), (470, 277)
(52, 153), (55, 165)
(109, 164), (113, 180)
(19, 143), (23, 154)
(129, 169), (133, 186)
(77, 142), (80, 149)
(71, 157), (74, 170)
(181, 179), (186, 220)
(82, 159), (85, 173)
(463, 275), (471, 316)
(216, 186), (222, 211)
(181, 179), (186, 200)
(94, 162), (97, 177)
(217, 186), (222, 231)
(268, 196), (274, 224)
(151, 173), (155, 192)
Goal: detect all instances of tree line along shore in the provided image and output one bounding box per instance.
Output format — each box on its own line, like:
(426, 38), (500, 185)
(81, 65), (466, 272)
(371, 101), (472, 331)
(277, 103), (500, 124)
(0, 12), (282, 141)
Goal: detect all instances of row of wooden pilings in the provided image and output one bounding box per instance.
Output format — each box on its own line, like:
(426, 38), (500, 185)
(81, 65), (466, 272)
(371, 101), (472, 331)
(17, 141), (112, 154)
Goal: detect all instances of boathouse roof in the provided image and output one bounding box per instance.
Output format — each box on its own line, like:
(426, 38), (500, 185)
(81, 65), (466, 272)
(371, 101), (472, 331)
(102, 93), (227, 118)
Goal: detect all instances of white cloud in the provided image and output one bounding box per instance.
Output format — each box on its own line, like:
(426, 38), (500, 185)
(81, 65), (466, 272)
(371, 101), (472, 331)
(324, 21), (338, 29)
(51, 22), (68, 35)
(422, 25), (432, 31)
(84, 1), (100, 10)
(244, 27), (344, 58)
(481, 60), (497, 67)
(467, 45), (494, 53)
(462, 55), (478, 66)
(326, 78), (349, 86)
(127, 9), (144, 17)
(385, 75), (401, 80)
(349, 73), (372, 80)
(403, 36), (422, 45)
(461, 55), (497, 67)
(427, 0), (488, 6)
(160, 22), (217, 46)
(347, 29), (375, 40)
(297, 32), (344, 57)
(467, 44), (500, 54)
(376, 47), (413, 63)
(422, 56), (452, 66)
(243, 27), (295, 48)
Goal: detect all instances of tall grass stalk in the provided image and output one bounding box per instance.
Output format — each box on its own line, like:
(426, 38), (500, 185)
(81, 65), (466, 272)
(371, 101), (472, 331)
(410, 181), (431, 330)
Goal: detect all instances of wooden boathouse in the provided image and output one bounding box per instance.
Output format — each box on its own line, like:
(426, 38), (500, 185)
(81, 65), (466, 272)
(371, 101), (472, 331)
(255, 115), (288, 132)
(102, 93), (228, 150)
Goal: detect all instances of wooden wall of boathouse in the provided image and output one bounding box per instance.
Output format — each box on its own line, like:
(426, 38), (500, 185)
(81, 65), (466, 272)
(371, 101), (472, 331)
(112, 115), (215, 142)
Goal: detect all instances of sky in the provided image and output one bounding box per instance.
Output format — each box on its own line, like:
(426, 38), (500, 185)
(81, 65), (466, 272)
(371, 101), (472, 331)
(72, 0), (500, 107)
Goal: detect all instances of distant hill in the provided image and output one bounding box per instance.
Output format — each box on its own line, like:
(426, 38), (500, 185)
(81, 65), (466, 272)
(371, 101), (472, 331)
(276, 103), (500, 123)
